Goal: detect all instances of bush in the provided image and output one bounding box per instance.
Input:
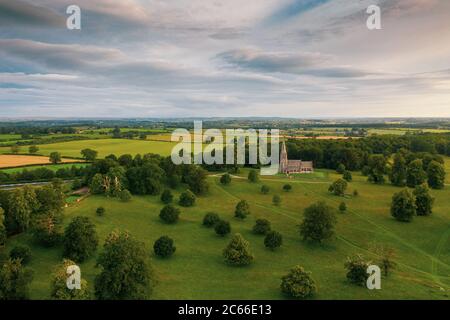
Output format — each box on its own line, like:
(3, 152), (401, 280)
(248, 170), (259, 183)
(328, 178), (348, 196)
(336, 163), (346, 174)
(214, 219), (231, 236)
(118, 189), (132, 202)
(9, 245), (32, 265)
(63, 216), (98, 262)
(343, 171), (352, 182)
(272, 195), (281, 206)
(391, 189), (416, 222)
(160, 189), (173, 204)
(339, 202), (347, 213)
(252, 219), (271, 235)
(179, 190), (196, 207)
(96, 207), (105, 217)
(235, 200), (250, 219)
(223, 233), (254, 266)
(353, 190), (359, 197)
(344, 255), (370, 286)
(220, 173), (231, 185)
(283, 184), (292, 192)
(280, 266), (317, 299)
(264, 231), (283, 250)
(203, 212), (220, 228)
(300, 201), (337, 242)
(159, 205), (180, 224)
(260, 185), (270, 194)
(153, 236), (176, 258)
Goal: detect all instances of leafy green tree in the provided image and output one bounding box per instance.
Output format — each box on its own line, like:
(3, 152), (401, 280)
(367, 155), (387, 184)
(153, 236), (176, 258)
(203, 212), (220, 227)
(0, 259), (34, 300)
(247, 170), (259, 183)
(336, 163), (346, 174)
(182, 166), (209, 195)
(220, 173), (231, 185)
(344, 255), (370, 286)
(28, 145), (39, 154)
(126, 163), (163, 195)
(260, 185), (270, 194)
(49, 152), (62, 164)
(5, 188), (34, 233)
(300, 201), (337, 242)
(0, 208), (6, 246)
(160, 189), (173, 204)
(95, 231), (154, 300)
(96, 207), (105, 217)
(35, 183), (65, 217)
(179, 190), (196, 207)
(389, 153), (407, 186)
(343, 170), (352, 182)
(272, 194), (281, 206)
(353, 189), (359, 197)
(63, 217), (99, 262)
(214, 219), (231, 236)
(283, 184), (292, 192)
(32, 214), (62, 247)
(391, 189), (416, 222)
(252, 219), (271, 235)
(427, 160), (445, 189)
(406, 159), (427, 188)
(50, 259), (90, 300)
(413, 184), (434, 216)
(328, 178), (347, 196)
(90, 173), (105, 194)
(80, 148), (98, 161)
(118, 189), (132, 202)
(339, 202), (347, 213)
(235, 200), (250, 219)
(159, 205), (180, 224)
(223, 233), (254, 266)
(371, 244), (397, 277)
(280, 266), (316, 299)
(264, 231), (283, 250)
(9, 245), (31, 265)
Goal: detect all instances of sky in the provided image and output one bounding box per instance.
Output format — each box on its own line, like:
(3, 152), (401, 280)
(0, 0), (449, 118)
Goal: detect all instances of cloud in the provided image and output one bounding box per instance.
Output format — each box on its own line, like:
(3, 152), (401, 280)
(0, 0), (64, 27)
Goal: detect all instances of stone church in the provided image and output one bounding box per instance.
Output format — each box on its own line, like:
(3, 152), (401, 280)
(279, 141), (314, 174)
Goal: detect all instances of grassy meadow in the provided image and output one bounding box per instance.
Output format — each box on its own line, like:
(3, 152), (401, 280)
(4, 166), (450, 300)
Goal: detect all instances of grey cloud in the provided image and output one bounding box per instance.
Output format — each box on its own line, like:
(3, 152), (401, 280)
(0, 0), (64, 27)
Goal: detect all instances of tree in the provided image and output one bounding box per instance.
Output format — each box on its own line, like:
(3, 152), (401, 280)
(179, 190), (196, 207)
(153, 236), (176, 258)
(10, 145), (20, 154)
(90, 173), (105, 194)
(252, 219), (271, 235)
(160, 189), (173, 204)
(339, 202), (347, 213)
(159, 205), (180, 224)
(118, 189), (132, 202)
(49, 152), (62, 164)
(283, 184), (292, 192)
(264, 231), (282, 250)
(223, 233), (254, 266)
(328, 178), (347, 196)
(203, 212), (220, 227)
(32, 214), (62, 247)
(427, 160), (445, 189)
(28, 145), (39, 154)
(63, 216), (99, 262)
(367, 155), (387, 184)
(214, 219), (231, 236)
(50, 259), (90, 300)
(280, 266), (316, 299)
(0, 208), (6, 247)
(5, 188), (34, 234)
(353, 189), (359, 197)
(220, 173), (231, 185)
(336, 163), (346, 174)
(235, 200), (250, 219)
(406, 159), (427, 188)
(391, 189), (416, 222)
(343, 171), (352, 182)
(344, 255), (370, 286)
(300, 201), (337, 242)
(371, 244), (397, 277)
(247, 170), (259, 183)
(260, 185), (270, 194)
(112, 126), (121, 138)
(81, 148), (98, 161)
(272, 194), (281, 206)
(96, 207), (105, 217)
(182, 166), (209, 195)
(389, 153), (407, 186)
(95, 231), (154, 300)
(413, 184), (434, 216)
(0, 259), (34, 300)
(9, 245), (31, 265)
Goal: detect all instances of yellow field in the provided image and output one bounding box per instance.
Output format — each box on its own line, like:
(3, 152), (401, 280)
(0, 155), (79, 169)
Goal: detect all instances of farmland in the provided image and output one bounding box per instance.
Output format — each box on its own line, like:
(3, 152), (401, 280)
(0, 155), (82, 169)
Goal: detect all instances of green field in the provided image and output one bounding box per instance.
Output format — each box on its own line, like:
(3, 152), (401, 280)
(0, 163), (89, 174)
(0, 139), (177, 158)
(5, 166), (450, 300)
